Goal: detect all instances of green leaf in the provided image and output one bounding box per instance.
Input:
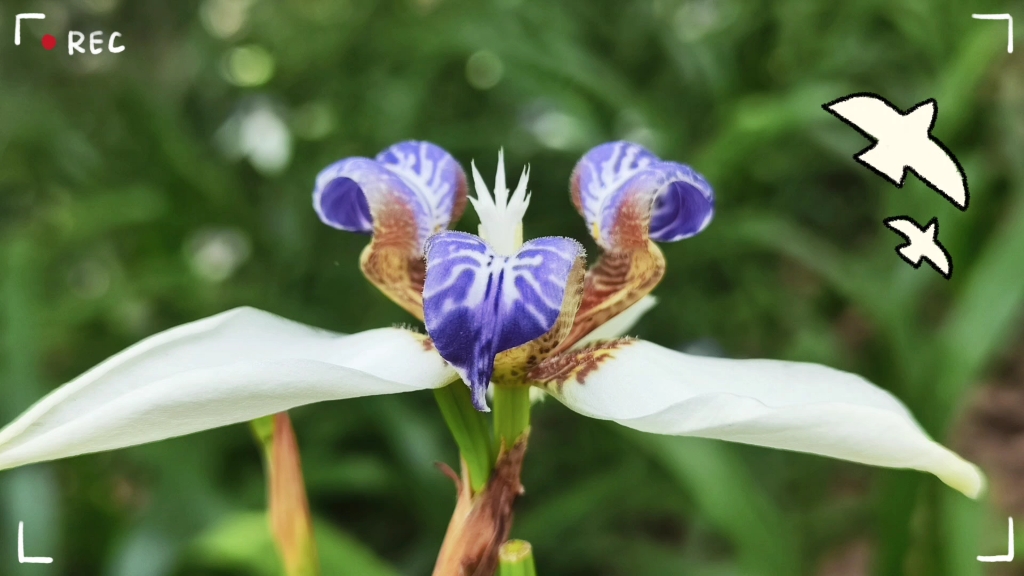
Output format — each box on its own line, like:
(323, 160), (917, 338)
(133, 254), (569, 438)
(935, 194), (1024, 427)
(723, 212), (895, 326)
(190, 512), (398, 576)
(629, 433), (801, 576)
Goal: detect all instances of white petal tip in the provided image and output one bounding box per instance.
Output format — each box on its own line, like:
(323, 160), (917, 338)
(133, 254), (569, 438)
(546, 338), (990, 502)
(470, 160), (492, 204)
(936, 459), (986, 499)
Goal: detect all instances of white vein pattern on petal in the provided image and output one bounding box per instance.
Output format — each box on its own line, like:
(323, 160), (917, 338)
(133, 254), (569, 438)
(422, 231), (581, 409)
(581, 142), (656, 229)
(597, 161), (675, 239)
(380, 142), (455, 233)
(423, 240), (570, 327)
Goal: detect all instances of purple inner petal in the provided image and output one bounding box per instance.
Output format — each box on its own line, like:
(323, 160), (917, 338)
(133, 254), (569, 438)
(573, 143), (716, 246)
(649, 180), (715, 242)
(593, 159), (715, 246)
(376, 141), (468, 233)
(312, 142), (466, 244)
(316, 177), (373, 234)
(573, 141), (658, 230)
(423, 232), (583, 411)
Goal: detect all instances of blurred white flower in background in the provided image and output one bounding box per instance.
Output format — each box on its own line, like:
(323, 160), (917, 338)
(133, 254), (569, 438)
(185, 227), (252, 283)
(521, 102), (593, 152)
(615, 109), (662, 152)
(200, 0), (254, 39)
(216, 98), (293, 175)
(531, 111), (583, 150)
(239, 105), (291, 173)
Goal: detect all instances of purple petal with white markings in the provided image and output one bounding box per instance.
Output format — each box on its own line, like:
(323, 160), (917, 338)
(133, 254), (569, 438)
(423, 232), (585, 411)
(314, 157), (414, 231)
(376, 141), (468, 235)
(313, 141), (468, 246)
(571, 141), (714, 248)
(313, 142), (469, 320)
(572, 142), (658, 234)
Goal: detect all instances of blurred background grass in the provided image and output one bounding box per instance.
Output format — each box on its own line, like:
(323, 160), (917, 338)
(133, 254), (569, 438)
(1, 0), (1022, 574)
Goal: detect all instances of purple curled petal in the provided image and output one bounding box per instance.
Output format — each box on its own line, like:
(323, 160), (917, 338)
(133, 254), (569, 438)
(314, 157), (418, 234)
(315, 176), (373, 234)
(313, 141), (468, 246)
(648, 162), (715, 242)
(423, 232), (584, 411)
(571, 142), (714, 247)
(312, 143), (468, 321)
(376, 141), (469, 235)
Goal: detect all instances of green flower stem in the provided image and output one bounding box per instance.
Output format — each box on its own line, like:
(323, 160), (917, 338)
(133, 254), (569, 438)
(251, 415), (275, 452)
(499, 540), (537, 576)
(434, 383), (495, 493)
(493, 384), (531, 449)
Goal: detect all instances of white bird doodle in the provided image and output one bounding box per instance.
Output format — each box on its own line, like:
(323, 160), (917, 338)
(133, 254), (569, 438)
(883, 216), (953, 278)
(824, 93), (969, 210)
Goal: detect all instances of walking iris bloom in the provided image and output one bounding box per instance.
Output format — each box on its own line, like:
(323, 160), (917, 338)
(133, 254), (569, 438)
(0, 140), (983, 500)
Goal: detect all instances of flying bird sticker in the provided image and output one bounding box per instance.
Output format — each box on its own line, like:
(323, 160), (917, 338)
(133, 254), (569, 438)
(883, 216), (953, 279)
(824, 92), (972, 279)
(824, 93), (969, 210)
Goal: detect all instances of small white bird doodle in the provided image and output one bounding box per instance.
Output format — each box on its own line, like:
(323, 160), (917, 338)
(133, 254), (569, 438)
(883, 216), (953, 278)
(824, 94), (969, 210)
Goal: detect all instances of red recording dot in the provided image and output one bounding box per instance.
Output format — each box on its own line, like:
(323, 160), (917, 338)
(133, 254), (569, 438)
(41, 34), (57, 51)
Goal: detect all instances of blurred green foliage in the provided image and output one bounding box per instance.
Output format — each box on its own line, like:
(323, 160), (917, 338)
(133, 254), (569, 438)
(1, 0), (1022, 574)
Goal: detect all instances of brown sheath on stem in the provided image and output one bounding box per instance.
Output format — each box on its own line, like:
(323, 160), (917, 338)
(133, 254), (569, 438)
(268, 412), (321, 576)
(433, 435), (529, 576)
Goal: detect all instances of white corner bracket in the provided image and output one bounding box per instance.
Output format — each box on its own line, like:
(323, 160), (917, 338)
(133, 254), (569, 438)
(972, 13), (1014, 54)
(17, 520), (53, 561)
(978, 517), (1014, 563)
(14, 13), (46, 46)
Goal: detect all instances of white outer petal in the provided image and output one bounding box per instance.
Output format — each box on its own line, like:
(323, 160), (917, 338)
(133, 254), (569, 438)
(524, 295), (656, 405)
(547, 340), (984, 498)
(0, 307), (456, 470)
(572, 295), (658, 349)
